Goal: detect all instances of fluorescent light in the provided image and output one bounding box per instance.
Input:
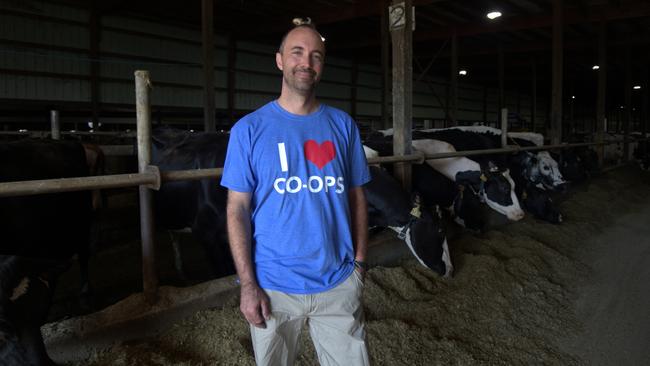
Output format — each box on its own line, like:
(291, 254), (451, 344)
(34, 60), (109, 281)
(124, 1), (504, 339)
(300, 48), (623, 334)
(571, 95), (576, 99)
(633, 85), (641, 90)
(592, 65), (600, 70)
(459, 69), (468, 76)
(487, 11), (502, 19)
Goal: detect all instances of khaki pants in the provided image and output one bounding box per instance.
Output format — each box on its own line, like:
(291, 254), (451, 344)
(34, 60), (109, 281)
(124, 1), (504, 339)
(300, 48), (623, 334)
(250, 269), (370, 366)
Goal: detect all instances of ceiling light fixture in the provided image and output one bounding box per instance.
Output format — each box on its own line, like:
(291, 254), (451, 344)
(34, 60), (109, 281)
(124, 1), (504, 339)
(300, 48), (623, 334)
(487, 11), (502, 19)
(633, 85), (641, 90)
(459, 69), (468, 76)
(592, 65), (600, 70)
(571, 95), (576, 99)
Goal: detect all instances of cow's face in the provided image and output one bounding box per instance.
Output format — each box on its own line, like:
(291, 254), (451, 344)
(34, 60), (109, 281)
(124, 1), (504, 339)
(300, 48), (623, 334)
(522, 188), (563, 224)
(456, 169), (525, 221)
(533, 152), (566, 190)
(390, 201), (453, 277)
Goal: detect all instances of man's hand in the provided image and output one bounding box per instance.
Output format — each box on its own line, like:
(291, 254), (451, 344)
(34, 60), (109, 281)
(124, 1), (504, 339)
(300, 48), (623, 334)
(240, 282), (271, 328)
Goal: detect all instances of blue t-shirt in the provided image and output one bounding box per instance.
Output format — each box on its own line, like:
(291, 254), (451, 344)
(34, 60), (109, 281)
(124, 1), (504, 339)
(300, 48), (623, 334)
(221, 101), (371, 294)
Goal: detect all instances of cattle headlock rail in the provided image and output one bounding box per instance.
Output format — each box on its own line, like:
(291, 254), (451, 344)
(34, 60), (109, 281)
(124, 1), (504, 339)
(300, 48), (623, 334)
(0, 140), (619, 198)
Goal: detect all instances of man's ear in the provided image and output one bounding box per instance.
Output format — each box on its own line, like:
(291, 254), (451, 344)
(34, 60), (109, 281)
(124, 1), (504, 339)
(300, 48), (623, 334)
(276, 52), (284, 71)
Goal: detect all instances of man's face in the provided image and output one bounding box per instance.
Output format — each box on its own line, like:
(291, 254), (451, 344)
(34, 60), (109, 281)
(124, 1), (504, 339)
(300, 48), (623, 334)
(276, 27), (325, 95)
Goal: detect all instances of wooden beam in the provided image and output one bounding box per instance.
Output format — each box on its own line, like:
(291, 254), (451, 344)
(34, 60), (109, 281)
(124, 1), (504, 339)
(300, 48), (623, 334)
(624, 49), (632, 161)
(449, 30), (458, 126)
(89, 2), (100, 130)
(201, 0), (216, 132)
(596, 22), (607, 166)
(351, 59), (358, 120)
(228, 35), (237, 124)
(498, 44), (505, 123)
(550, 0), (564, 145)
(381, 0), (391, 129)
(391, 0), (413, 189)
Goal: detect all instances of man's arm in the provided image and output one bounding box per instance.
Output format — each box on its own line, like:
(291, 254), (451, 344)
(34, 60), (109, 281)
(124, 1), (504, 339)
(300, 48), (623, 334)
(348, 186), (369, 273)
(226, 190), (270, 328)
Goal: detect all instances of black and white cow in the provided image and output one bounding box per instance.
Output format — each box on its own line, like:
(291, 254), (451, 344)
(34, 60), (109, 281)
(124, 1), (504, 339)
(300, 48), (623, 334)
(410, 137), (525, 221)
(0, 139), (93, 366)
(363, 137), (495, 230)
(365, 165), (452, 277)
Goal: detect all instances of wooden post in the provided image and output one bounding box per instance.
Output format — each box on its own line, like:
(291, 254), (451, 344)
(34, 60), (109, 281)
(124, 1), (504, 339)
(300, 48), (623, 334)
(135, 70), (157, 304)
(450, 30), (458, 126)
(390, 0), (413, 189)
(227, 35), (237, 125)
(596, 22), (607, 166)
(202, 0), (216, 132)
(89, 2), (100, 130)
(550, 0), (564, 145)
(381, 0), (391, 129)
(498, 44), (504, 125)
(50, 110), (60, 140)
(482, 86), (488, 124)
(623, 49), (632, 162)
(501, 108), (508, 148)
(532, 59), (537, 132)
(351, 60), (358, 120)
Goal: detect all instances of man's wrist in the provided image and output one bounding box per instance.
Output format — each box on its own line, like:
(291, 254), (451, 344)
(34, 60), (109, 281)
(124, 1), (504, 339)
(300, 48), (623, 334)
(354, 260), (369, 271)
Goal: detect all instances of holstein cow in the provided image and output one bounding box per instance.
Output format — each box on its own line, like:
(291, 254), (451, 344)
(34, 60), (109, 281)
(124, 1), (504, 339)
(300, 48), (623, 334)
(364, 165), (452, 277)
(0, 139), (93, 365)
(410, 138), (525, 222)
(363, 137), (500, 230)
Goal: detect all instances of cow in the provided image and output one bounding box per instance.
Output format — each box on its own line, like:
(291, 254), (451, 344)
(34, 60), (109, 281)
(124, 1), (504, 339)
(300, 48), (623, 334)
(0, 139), (93, 365)
(364, 165), (452, 277)
(410, 138), (525, 221)
(151, 128), (235, 280)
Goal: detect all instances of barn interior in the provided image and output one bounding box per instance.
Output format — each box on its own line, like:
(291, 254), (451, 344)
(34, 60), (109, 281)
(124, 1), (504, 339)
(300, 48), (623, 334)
(1, 0), (650, 365)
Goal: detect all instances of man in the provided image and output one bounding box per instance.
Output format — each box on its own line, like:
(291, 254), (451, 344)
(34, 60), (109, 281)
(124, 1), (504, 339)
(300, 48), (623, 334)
(221, 22), (371, 366)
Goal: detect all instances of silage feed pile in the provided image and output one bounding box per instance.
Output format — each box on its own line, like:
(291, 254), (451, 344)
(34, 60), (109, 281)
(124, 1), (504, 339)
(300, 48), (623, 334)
(71, 166), (650, 366)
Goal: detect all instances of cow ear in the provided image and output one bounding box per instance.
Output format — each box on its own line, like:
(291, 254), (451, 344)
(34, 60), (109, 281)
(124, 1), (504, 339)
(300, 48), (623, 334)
(488, 161), (500, 172)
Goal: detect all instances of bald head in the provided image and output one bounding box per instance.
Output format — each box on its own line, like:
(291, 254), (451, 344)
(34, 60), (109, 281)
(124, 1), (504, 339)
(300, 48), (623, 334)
(278, 25), (326, 55)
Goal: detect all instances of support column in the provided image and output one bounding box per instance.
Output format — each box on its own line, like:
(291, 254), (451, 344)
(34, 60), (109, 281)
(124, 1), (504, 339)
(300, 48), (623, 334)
(623, 49), (632, 161)
(498, 44), (504, 125)
(135, 70), (157, 304)
(351, 60), (358, 120)
(202, 0), (216, 132)
(381, 0), (391, 129)
(390, 0), (413, 189)
(595, 22), (606, 162)
(89, 2), (100, 130)
(532, 59), (538, 132)
(50, 110), (60, 140)
(449, 30), (458, 126)
(550, 0), (564, 145)
(482, 86), (488, 124)
(227, 35), (237, 125)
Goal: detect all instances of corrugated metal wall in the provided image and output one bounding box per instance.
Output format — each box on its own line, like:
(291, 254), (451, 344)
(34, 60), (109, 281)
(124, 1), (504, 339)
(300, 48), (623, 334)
(0, 0), (546, 128)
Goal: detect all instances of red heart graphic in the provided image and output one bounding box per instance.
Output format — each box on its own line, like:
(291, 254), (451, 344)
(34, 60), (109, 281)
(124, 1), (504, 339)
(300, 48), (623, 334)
(304, 140), (336, 169)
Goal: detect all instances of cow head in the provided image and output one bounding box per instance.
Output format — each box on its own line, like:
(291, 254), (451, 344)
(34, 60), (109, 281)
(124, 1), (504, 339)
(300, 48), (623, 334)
(521, 186), (563, 224)
(514, 151), (566, 191)
(455, 168), (525, 221)
(388, 196), (453, 277)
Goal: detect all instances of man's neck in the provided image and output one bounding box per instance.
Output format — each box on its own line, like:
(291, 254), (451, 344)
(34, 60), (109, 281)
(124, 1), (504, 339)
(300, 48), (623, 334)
(277, 90), (319, 116)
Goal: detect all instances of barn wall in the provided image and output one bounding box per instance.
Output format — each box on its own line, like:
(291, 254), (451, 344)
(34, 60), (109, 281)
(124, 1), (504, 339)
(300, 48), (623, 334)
(0, 0), (547, 130)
